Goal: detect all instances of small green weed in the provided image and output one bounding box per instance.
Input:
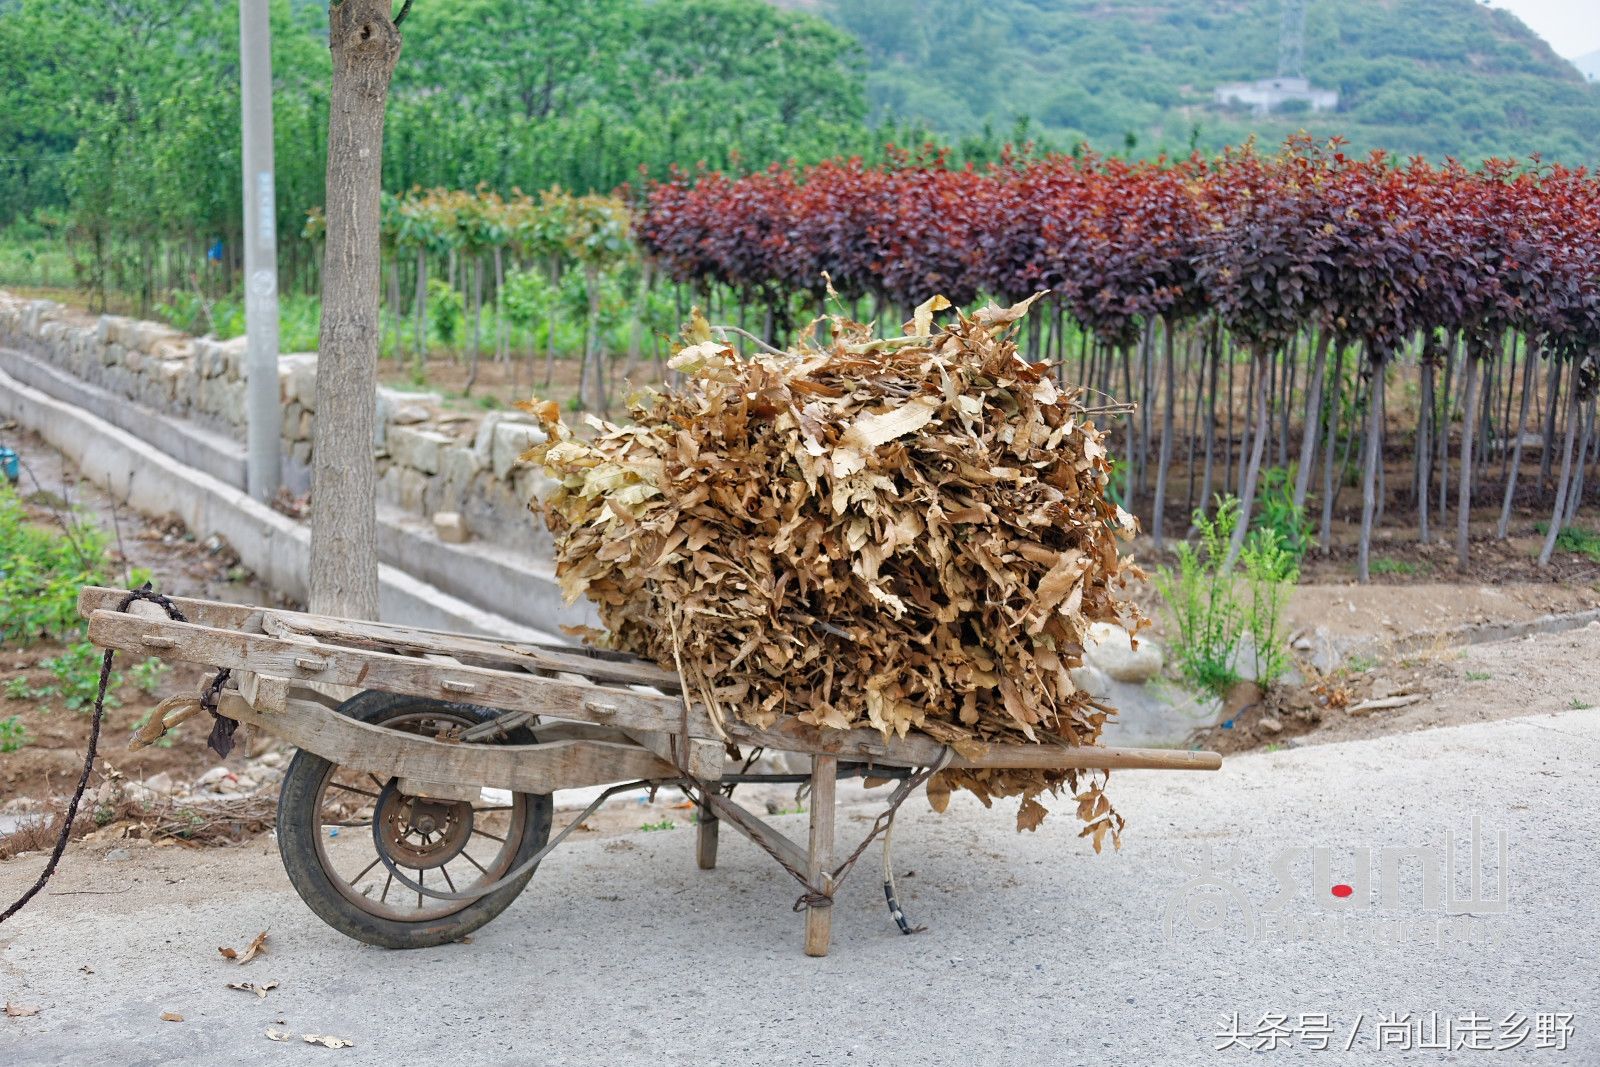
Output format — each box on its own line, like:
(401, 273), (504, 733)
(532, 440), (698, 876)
(0, 715), (30, 753)
(130, 657), (169, 695)
(4, 676), (53, 701)
(639, 819), (676, 832)
(1369, 557), (1424, 576)
(1154, 495), (1298, 699)
(1465, 670), (1492, 682)
(1346, 653), (1377, 673)
(1549, 526), (1600, 563)
(42, 642), (118, 711)
(1569, 698), (1593, 710)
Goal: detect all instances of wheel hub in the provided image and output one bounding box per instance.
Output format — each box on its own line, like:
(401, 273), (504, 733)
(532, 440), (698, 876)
(374, 781), (474, 870)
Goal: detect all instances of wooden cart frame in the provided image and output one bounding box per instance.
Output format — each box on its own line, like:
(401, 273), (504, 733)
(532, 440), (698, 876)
(81, 586), (1220, 956)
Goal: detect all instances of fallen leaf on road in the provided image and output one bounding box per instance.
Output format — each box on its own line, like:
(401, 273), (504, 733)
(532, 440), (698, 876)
(304, 1034), (355, 1048)
(239, 931), (268, 964)
(264, 1028), (293, 1042)
(220, 931), (268, 965)
(160, 1012), (184, 1023)
(4, 1002), (40, 1018)
(227, 981), (278, 999)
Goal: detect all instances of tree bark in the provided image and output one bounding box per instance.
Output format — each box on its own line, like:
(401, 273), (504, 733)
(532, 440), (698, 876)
(1151, 318), (1176, 548)
(1497, 342), (1538, 539)
(1538, 364), (1580, 566)
(1357, 353), (1385, 583)
(1292, 329), (1330, 513)
(1318, 342), (1344, 549)
(1225, 348), (1270, 569)
(412, 247), (427, 374)
(309, 0), (401, 619)
(1416, 349), (1433, 543)
(1455, 350), (1481, 569)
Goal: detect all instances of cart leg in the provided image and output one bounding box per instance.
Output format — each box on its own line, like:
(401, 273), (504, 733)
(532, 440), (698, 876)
(804, 754), (837, 958)
(696, 795), (720, 870)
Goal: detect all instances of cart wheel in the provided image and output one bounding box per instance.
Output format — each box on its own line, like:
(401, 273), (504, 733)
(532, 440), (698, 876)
(276, 691), (552, 949)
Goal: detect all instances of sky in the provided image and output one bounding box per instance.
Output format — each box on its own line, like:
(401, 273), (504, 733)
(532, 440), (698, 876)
(1484, 0), (1600, 59)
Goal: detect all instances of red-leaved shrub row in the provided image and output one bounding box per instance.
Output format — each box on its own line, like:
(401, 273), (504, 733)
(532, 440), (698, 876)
(640, 138), (1600, 363)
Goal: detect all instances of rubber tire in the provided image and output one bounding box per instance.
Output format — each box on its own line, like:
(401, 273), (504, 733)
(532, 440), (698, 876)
(277, 690), (553, 949)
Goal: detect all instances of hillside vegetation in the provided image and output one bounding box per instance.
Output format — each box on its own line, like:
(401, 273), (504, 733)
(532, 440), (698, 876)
(798, 0), (1600, 163)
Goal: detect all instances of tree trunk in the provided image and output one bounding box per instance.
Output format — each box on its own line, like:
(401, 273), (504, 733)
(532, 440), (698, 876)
(493, 246), (506, 365)
(1538, 364), (1580, 566)
(1357, 353), (1385, 582)
(1566, 398), (1593, 525)
(1455, 350), (1481, 569)
(1151, 318), (1176, 547)
(412, 248), (427, 375)
(1417, 353), (1433, 543)
(465, 254), (482, 396)
(1539, 354), (1562, 486)
(1319, 343), (1345, 548)
(1497, 343), (1538, 539)
(308, 0), (401, 619)
(1225, 348), (1270, 569)
(1292, 329), (1330, 513)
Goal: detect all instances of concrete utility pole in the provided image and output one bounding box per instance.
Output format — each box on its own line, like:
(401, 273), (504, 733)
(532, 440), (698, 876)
(240, 0), (282, 502)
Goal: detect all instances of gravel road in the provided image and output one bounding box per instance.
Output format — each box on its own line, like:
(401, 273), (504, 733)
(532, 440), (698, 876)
(2, 708), (1596, 1066)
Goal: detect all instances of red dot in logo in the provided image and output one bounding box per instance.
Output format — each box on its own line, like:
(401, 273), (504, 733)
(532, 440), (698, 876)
(1331, 884), (1354, 898)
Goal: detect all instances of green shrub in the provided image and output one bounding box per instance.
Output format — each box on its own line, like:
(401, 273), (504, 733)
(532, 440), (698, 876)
(1253, 466), (1314, 563)
(43, 641), (117, 711)
(0, 480), (110, 644)
(0, 715), (30, 753)
(1154, 495), (1299, 699)
(427, 278), (465, 346)
(1533, 524), (1600, 563)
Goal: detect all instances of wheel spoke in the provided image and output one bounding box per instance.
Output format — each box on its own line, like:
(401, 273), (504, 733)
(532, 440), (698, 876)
(327, 781), (380, 800)
(440, 864), (457, 893)
(417, 869), (424, 910)
(350, 855), (382, 885)
(471, 827), (506, 844)
(380, 871), (394, 904)
(460, 849), (489, 876)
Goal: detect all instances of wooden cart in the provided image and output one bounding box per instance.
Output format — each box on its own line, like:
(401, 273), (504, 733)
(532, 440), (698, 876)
(80, 586), (1221, 956)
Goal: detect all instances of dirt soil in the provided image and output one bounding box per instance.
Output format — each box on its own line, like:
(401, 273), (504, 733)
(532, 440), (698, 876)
(0, 426), (297, 804)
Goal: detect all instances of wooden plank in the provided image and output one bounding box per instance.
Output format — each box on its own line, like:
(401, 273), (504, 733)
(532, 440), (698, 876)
(701, 792), (809, 874)
(696, 802), (720, 870)
(621, 728), (725, 782)
(80, 585), (669, 681)
(725, 717), (1224, 772)
(237, 671), (289, 712)
(215, 692), (679, 792)
(89, 610), (707, 738)
(263, 611), (682, 692)
(804, 754), (837, 958)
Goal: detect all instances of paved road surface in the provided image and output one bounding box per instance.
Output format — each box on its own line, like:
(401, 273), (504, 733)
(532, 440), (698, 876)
(2, 709), (1596, 1066)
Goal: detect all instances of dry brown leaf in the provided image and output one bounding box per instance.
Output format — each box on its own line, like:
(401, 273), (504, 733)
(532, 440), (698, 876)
(227, 981), (277, 999)
(4, 1002), (40, 1018)
(264, 1028), (294, 1042)
(237, 931), (267, 965)
(925, 772), (952, 814)
(160, 1012), (184, 1023)
(217, 947), (237, 960)
(304, 1034), (356, 1048)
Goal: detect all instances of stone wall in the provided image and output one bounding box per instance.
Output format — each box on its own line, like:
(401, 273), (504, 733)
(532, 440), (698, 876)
(0, 292), (555, 556)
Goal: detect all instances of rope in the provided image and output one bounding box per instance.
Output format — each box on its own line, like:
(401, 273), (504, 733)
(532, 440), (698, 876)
(0, 585), (186, 925)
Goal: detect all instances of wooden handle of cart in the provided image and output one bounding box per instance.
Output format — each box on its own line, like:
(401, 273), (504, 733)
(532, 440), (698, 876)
(82, 596), (1221, 774)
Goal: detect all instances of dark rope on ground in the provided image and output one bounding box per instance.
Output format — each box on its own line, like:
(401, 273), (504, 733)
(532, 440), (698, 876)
(0, 585), (187, 925)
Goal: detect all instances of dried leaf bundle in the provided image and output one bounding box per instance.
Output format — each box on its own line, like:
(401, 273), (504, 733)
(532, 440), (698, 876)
(523, 295), (1142, 837)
